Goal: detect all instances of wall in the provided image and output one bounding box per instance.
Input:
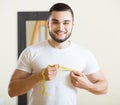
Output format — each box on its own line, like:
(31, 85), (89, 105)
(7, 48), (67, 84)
(0, 0), (120, 105)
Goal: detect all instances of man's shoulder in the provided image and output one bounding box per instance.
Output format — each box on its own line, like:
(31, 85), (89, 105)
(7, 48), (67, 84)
(21, 40), (48, 55)
(72, 42), (88, 51)
(28, 40), (48, 49)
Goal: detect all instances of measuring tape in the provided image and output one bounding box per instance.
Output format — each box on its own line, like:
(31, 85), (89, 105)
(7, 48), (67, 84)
(41, 65), (73, 96)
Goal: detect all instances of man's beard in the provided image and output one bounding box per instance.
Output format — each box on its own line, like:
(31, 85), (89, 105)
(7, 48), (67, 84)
(49, 31), (72, 43)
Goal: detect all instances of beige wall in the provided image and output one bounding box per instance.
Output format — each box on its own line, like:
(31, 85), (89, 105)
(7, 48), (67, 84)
(0, 0), (120, 105)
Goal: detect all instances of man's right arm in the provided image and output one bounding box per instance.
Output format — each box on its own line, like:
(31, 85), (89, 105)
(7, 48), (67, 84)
(8, 69), (42, 97)
(8, 64), (59, 97)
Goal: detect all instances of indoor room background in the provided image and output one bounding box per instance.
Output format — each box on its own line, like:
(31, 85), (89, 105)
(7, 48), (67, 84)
(0, 0), (120, 105)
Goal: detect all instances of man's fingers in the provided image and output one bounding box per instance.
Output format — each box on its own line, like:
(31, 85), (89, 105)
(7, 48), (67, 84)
(70, 71), (84, 82)
(44, 64), (59, 80)
(48, 64), (59, 71)
(72, 71), (84, 77)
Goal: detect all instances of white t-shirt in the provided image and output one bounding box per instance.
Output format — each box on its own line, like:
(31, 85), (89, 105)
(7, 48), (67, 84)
(16, 40), (100, 105)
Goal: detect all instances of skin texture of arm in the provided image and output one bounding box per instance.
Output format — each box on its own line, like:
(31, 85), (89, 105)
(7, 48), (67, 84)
(8, 64), (59, 97)
(8, 69), (42, 97)
(70, 70), (108, 95)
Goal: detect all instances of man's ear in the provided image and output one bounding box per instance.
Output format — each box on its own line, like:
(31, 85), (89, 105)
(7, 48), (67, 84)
(47, 20), (49, 29)
(72, 22), (74, 28)
(72, 21), (74, 26)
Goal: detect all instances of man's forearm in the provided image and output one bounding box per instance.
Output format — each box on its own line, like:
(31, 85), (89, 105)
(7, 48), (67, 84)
(87, 80), (108, 95)
(8, 72), (42, 97)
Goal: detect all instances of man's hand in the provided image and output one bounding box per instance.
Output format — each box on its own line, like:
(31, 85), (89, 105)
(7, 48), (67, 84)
(70, 71), (93, 89)
(43, 64), (59, 80)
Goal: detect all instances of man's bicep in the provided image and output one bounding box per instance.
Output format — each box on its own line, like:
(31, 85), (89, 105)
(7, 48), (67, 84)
(10, 69), (31, 81)
(86, 70), (106, 83)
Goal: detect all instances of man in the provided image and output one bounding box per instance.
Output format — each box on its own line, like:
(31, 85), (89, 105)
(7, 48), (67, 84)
(8, 3), (108, 105)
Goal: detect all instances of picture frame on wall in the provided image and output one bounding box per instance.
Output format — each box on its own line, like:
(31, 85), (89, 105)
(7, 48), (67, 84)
(17, 11), (49, 105)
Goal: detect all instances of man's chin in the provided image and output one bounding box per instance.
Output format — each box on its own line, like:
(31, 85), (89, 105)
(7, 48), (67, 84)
(54, 39), (65, 43)
(49, 32), (71, 43)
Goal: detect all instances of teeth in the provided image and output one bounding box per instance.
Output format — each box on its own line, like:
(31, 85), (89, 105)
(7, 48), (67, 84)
(57, 31), (64, 35)
(58, 32), (64, 34)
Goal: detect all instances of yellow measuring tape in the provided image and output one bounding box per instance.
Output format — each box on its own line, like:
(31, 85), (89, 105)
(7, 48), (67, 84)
(41, 65), (73, 96)
(41, 70), (46, 96)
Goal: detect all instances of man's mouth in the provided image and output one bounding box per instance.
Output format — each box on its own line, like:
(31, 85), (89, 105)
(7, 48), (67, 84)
(56, 31), (66, 35)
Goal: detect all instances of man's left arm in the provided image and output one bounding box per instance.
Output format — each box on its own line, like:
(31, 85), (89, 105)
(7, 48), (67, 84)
(70, 70), (108, 95)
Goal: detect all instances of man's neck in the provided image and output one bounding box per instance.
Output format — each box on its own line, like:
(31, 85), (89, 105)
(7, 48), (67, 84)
(48, 39), (71, 49)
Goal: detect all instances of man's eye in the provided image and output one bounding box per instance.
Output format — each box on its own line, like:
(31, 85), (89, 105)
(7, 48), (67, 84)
(52, 22), (58, 24)
(64, 22), (69, 25)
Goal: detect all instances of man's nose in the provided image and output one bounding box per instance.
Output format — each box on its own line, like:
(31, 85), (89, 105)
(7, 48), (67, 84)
(58, 23), (64, 30)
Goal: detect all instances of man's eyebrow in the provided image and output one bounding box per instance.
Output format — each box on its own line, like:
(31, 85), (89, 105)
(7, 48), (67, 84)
(51, 19), (71, 22)
(51, 19), (58, 21)
(64, 20), (71, 22)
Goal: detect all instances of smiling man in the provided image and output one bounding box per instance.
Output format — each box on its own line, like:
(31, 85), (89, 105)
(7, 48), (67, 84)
(8, 3), (108, 105)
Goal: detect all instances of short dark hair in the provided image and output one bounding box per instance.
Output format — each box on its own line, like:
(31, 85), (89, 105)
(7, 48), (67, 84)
(49, 3), (74, 20)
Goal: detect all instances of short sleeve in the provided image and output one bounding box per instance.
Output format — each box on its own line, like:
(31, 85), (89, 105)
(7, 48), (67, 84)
(83, 50), (100, 75)
(16, 47), (32, 73)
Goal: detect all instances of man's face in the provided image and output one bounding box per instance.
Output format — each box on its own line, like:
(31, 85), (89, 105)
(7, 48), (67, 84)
(48, 11), (74, 43)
